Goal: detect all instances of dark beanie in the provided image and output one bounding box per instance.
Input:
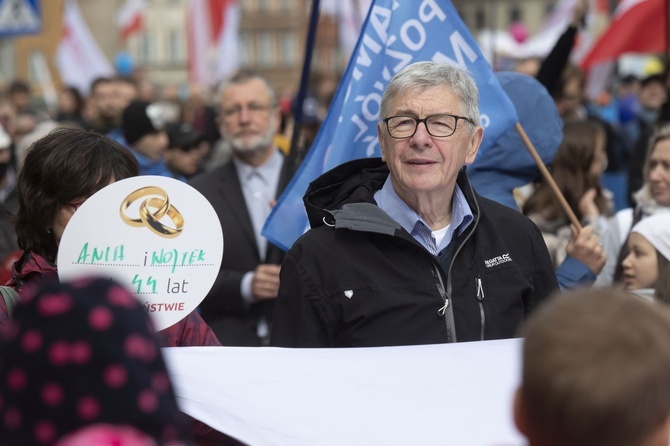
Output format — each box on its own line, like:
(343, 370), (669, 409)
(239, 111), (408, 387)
(122, 100), (166, 146)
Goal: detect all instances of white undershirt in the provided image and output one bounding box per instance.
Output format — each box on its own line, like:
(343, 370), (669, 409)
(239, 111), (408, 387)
(432, 224), (450, 248)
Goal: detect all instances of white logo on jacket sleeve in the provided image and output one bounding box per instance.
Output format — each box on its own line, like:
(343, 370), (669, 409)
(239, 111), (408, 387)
(344, 290), (354, 299)
(485, 253), (512, 268)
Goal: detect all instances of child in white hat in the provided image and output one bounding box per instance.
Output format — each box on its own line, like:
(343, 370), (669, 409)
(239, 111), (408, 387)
(622, 213), (670, 302)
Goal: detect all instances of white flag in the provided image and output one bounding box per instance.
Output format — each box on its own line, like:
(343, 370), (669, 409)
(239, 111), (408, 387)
(215, 1), (240, 83)
(321, 0), (372, 63)
(187, 0), (240, 88)
(116, 0), (148, 41)
(56, 0), (114, 94)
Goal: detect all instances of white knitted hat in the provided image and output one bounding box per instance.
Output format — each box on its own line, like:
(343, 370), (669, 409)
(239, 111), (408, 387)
(631, 214), (670, 261)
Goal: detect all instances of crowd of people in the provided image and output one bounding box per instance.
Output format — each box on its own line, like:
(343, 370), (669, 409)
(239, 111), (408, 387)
(2, 2), (670, 441)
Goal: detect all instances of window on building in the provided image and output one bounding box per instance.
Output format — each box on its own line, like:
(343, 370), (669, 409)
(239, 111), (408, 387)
(281, 31), (296, 67)
(257, 31), (274, 67)
(138, 32), (156, 64)
(258, 0), (270, 13)
(475, 8), (486, 30)
(167, 29), (185, 64)
(239, 0), (252, 13)
(240, 31), (253, 66)
(279, 0), (292, 13)
(509, 5), (522, 23)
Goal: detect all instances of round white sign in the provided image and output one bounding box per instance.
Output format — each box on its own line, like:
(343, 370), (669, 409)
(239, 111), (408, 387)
(58, 176), (223, 331)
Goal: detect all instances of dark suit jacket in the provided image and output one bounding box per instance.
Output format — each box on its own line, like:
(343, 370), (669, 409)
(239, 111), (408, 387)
(190, 153), (295, 345)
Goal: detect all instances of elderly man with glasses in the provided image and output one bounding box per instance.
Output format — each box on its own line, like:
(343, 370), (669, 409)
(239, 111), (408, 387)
(271, 61), (559, 348)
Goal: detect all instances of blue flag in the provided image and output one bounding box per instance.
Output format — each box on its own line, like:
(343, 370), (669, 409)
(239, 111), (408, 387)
(263, 0), (518, 252)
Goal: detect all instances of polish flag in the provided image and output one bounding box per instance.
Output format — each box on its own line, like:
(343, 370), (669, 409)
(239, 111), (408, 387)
(187, 0), (240, 88)
(581, 0), (666, 70)
(56, 0), (114, 94)
(116, 0), (148, 42)
(321, 0), (372, 63)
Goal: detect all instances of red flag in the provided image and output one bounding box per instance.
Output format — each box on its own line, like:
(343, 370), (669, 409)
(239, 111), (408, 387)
(187, 0), (239, 88)
(116, 0), (148, 42)
(581, 0), (667, 70)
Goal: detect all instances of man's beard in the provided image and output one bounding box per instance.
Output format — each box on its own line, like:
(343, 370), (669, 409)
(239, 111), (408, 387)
(230, 133), (273, 156)
(228, 125), (275, 157)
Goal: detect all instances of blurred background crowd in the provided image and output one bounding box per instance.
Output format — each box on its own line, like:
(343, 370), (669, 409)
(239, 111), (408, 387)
(0, 0), (666, 284)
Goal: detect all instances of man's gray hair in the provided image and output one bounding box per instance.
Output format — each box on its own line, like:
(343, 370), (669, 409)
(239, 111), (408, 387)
(380, 61), (481, 126)
(217, 68), (278, 106)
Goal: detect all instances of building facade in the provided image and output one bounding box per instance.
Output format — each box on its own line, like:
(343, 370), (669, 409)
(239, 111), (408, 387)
(9, 0), (573, 98)
(453, 0), (557, 35)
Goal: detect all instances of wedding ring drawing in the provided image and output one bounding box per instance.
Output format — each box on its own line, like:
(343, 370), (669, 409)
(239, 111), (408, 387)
(120, 187), (169, 226)
(140, 197), (184, 238)
(120, 187), (185, 238)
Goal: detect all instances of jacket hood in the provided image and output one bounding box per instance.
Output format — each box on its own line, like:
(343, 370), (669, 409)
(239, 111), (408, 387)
(303, 157), (389, 229)
(302, 157), (479, 235)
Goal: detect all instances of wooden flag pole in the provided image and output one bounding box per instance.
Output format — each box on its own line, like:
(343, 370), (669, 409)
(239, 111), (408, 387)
(515, 123), (583, 232)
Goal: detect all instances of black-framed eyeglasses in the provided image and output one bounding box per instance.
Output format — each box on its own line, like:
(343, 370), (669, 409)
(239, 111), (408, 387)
(383, 113), (474, 139)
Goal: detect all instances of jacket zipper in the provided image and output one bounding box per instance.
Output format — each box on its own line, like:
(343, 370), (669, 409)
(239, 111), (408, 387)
(476, 276), (485, 341)
(432, 263), (455, 343)
(444, 170), (481, 343)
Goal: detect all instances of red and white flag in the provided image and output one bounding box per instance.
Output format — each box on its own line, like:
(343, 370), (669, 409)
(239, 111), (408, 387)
(581, 0), (666, 70)
(187, 0), (240, 88)
(56, 0), (114, 95)
(321, 0), (372, 63)
(116, 0), (148, 42)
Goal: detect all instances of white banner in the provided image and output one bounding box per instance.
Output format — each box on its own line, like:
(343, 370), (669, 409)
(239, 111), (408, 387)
(164, 339), (524, 446)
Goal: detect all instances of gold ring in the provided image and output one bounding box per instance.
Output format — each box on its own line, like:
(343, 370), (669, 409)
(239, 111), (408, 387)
(139, 197), (185, 238)
(120, 186), (170, 226)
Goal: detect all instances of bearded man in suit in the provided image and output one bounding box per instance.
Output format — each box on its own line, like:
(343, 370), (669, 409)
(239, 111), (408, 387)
(190, 70), (294, 346)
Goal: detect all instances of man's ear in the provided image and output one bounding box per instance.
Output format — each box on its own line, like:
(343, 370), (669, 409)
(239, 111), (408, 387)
(464, 125), (483, 165)
(513, 387), (529, 437)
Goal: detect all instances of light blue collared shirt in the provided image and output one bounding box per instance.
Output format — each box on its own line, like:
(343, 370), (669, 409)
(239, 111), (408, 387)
(233, 148), (283, 259)
(234, 149), (283, 311)
(374, 175), (474, 254)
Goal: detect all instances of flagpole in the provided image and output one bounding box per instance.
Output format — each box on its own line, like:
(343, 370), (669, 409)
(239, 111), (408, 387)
(515, 123), (583, 231)
(288, 0), (321, 168)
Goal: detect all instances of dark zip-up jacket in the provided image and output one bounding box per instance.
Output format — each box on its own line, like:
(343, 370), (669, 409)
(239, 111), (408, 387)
(270, 158), (559, 347)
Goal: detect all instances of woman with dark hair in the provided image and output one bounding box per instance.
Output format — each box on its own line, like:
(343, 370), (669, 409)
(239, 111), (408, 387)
(3, 128), (220, 349)
(1, 127), (230, 444)
(523, 119), (612, 267)
(13, 127), (137, 264)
